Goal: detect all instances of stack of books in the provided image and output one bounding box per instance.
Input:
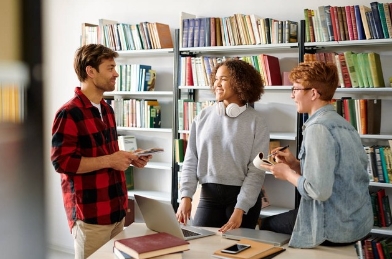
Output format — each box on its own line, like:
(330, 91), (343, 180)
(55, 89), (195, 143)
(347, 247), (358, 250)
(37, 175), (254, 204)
(113, 232), (189, 259)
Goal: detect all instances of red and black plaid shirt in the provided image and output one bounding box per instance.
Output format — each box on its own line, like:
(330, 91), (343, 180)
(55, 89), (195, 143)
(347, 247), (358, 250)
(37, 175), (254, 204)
(51, 87), (127, 231)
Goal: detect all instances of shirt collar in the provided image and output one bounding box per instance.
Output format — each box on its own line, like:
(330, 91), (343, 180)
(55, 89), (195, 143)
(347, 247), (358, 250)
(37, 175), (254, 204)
(302, 104), (335, 131)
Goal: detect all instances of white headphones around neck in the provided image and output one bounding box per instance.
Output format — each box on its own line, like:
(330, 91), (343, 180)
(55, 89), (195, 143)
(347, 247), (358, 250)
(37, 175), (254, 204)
(216, 102), (247, 117)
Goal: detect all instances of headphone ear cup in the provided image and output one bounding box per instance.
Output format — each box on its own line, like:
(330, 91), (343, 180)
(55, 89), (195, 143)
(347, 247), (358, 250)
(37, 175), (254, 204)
(226, 103), (246, 117)
(216, 102), (225, 116)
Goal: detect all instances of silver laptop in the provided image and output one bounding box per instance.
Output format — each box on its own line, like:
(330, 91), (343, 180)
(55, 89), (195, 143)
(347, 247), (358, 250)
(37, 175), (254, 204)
(222, 228), (291, 246)
(134, 194), (215, 241)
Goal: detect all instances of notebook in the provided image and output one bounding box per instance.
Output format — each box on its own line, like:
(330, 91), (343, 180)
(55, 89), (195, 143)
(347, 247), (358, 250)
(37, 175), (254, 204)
(134, 194), (216, 241)
(222, 228), (291, 246)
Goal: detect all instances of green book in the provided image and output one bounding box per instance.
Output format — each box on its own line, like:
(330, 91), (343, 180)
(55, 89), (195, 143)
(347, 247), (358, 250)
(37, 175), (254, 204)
(352, 53), (364, 87)
(368, 52), (385, 87)
(124, 166), (134, 190)
(362, 53), (374, 88)
(343, 51), (359, 88)
(357, 53), (369, 88)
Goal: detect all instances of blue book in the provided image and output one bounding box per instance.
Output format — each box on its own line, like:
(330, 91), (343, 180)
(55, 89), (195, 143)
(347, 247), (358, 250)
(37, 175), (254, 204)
(182, 19), (189, 48)
(199, 17), (206, 47)
(370, 2), (385, 39)
(354, 5), (366, 40)
(193, 18), (201, 47)
(187, 18), (195, 47)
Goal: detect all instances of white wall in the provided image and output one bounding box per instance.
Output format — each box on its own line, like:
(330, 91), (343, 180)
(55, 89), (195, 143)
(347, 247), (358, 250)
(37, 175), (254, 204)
(42, 0), (372, 254)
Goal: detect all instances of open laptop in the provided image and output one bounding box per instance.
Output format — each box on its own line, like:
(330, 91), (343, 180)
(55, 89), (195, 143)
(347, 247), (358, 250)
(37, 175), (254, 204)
(134, 194), (216, 241)
(222, 228), (291, 246)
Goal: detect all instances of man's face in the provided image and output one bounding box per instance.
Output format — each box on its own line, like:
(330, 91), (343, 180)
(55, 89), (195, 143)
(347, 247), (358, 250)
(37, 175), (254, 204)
(92, 58), (118, 92)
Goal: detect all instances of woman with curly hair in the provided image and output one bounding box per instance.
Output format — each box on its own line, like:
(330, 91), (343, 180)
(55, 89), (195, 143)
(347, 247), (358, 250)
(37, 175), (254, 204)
(176, 59), (270, 232)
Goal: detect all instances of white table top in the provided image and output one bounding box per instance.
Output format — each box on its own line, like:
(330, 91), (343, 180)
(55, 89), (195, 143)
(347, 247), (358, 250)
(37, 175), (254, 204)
(88, 223), (358, 259)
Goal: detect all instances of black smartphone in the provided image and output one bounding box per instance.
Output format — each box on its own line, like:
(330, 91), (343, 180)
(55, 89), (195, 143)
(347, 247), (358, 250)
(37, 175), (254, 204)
(221, 243), (251, 254)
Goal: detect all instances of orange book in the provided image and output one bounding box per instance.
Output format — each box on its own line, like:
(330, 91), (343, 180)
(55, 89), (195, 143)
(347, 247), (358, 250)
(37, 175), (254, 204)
(153, 23), (173, 49)
(359, 99), (367, 135)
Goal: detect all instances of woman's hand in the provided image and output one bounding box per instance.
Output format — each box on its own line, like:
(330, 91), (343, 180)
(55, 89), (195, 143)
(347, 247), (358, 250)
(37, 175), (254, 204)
(218, 208), (244, 233)
(176, 197), (192, 225)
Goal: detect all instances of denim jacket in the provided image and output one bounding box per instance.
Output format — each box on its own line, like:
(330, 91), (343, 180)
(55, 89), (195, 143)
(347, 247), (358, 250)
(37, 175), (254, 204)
(289, 104), (373, 248)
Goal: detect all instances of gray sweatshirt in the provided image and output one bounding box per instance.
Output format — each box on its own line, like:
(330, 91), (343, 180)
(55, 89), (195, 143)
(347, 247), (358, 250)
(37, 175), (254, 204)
(180, 103), (270, 213)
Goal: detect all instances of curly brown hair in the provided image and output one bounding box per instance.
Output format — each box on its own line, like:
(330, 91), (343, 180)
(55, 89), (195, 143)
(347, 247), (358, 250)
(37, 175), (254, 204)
(74, 44), (119, 82)
(209, 59), (264, 104)
(289, 61), (339, 101)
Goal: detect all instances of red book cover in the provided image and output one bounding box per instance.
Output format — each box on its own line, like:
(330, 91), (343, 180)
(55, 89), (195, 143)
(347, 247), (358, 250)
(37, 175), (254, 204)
(185, 56), (194, 86)
(376, 241), (386, 259)
(338, 53), (352, 87)
(263, 55), (282, 86)
(377, 189), (387, 227)
(345, 6), (354, 40)
(350, 6), (359, 40)
(342, 98), (351, 123)
(330, 6), (340, 41)
(114, 232), (189, 259)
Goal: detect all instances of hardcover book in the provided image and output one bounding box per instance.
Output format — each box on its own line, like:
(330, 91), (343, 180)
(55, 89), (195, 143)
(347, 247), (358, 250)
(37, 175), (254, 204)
(114, 247), (183, 259)
(114, 232), (189, 259)
(153, 23), (174, 49)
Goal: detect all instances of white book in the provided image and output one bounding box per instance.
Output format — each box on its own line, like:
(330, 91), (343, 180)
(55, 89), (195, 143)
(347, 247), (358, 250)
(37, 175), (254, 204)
(118, 135), (138, 152)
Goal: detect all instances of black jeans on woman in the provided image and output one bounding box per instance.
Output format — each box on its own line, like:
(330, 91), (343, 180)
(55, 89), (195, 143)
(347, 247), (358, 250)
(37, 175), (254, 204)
(260, 208), (355, 247)
(193, 183), (261, 229)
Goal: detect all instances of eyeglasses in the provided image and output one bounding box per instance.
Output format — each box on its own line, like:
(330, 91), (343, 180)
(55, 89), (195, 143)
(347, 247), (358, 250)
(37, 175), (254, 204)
(291, 87), (313, 94)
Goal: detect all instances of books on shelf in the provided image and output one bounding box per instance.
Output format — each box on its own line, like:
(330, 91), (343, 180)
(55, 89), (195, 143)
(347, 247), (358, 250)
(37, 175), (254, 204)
(212, 239), (285, 259)
(113, 232), (189, 259)
(81, 23), (98, 46)
(303, 4), (392, 42)
(108, 98), (162, 128)
(179, 12), (298, 47)
(95, 19), (174, 50)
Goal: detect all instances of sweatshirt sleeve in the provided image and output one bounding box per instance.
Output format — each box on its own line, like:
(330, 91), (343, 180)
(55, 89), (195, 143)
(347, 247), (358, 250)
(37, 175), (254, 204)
(235, 117), (269, 213)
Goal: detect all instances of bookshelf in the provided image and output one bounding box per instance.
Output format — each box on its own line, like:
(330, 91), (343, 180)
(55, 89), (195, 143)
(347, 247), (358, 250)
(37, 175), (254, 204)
(102, 47), (176, 207)
(301, 32), (392, 235)
(173, 27), (300, 216)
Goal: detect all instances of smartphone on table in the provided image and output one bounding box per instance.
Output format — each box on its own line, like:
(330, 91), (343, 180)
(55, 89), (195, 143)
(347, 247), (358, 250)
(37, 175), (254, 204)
(221, 243), (251, 254)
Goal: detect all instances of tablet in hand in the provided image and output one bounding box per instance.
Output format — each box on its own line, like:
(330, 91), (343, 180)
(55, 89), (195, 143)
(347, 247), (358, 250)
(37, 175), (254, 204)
(134, 148), (164, 156)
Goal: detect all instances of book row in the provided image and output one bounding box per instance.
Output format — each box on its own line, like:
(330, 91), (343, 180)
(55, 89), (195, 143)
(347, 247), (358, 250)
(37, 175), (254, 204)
(366, 145), (392, 184)
(356, 233), (392, 259)
(181, 13), (298, 48)
(304, 51), (385, 88)
(331, 98), (382, 135)
(82, 19), (174, 50)
(114, 64), (156, 92)
(178, 99), (215, 131)
(179, 54), (282, 88)
(106, 98), (161, 129)
(371, 189), (392, 228)
(304, 3), (392, 43)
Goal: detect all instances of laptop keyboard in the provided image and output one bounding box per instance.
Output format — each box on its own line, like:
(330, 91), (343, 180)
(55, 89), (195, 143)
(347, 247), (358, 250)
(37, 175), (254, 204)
(181, 228), (201, 237)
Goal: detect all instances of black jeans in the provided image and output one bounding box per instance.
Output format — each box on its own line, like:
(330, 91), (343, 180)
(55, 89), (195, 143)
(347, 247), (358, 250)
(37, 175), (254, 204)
(260, 208), (298, 235)
(193, 183), (261, 229)
(260, 208), (355, 247)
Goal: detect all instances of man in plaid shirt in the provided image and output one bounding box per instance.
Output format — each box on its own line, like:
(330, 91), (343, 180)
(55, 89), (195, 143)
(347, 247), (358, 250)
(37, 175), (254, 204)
(51, 44), (151, 259)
